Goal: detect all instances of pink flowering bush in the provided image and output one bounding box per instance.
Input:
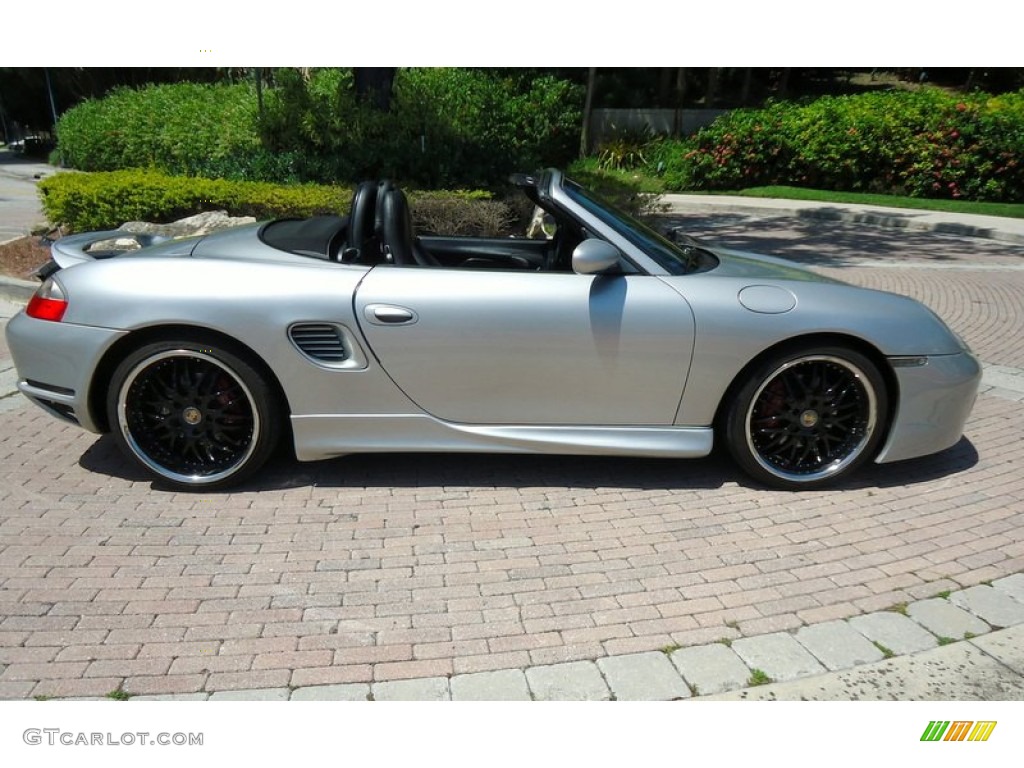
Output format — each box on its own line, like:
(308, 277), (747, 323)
(654, 89), (1024, 202)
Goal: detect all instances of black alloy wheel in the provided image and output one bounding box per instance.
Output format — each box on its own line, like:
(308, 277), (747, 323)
(725, 346), (888, 489)
(107, 340), (281, 490)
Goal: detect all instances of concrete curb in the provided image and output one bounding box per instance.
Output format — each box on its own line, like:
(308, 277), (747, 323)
(20, 577), (1024, 701)
(33, 625), (1024, 702)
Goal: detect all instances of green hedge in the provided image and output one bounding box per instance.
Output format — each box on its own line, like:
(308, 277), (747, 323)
(55, 83), (259, 175)
(655, 88), (1024, 202)
(37, 169), (511, 235)
(38, 170), (348, 231)
(54, 69), (584, 188)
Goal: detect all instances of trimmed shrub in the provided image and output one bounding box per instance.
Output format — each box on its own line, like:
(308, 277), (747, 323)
(40, 170), (349, 231)
(413, 192), (515, 237)
(37, 169), (511, 235)
(56, 83), (259, 175)
(655, 88), (1024, 202)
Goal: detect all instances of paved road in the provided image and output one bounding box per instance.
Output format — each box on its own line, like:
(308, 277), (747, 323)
(0, 203), (1022, 700)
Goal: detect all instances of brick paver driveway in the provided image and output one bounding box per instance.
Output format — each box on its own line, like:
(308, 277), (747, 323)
(1, 215), (1022, 699)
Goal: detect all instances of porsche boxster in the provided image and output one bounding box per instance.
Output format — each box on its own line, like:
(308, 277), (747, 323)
(5, 170), (981, 491)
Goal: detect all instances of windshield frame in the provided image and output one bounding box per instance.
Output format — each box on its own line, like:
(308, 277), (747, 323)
(560, 177), (698, 276)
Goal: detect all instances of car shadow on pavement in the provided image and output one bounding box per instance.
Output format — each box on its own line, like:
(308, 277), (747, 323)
(78, 434), (735, 492)
(832, 436), (979, 490)
(77, 435), (154, 483)
(78, 433), (978, 494)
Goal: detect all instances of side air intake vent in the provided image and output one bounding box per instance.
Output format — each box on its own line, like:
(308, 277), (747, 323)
(288, 323), (349, 365)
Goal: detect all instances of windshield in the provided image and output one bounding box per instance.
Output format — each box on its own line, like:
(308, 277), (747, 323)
(562, 178), (700, 275)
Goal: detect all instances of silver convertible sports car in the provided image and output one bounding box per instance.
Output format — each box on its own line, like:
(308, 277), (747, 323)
(6, 170), (981, 491)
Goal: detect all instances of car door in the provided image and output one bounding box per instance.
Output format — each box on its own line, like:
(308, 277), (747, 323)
(354, 266), (695, 425)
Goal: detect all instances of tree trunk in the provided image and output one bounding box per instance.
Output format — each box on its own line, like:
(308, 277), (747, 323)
(580, 67), (596, 158)
(777, 67), (791, 98)
(353, 68), (397, 111)
(658, 67), (673, 106)
(673, 68), (688, 135)
(741, 68), (753, 105)
(705, 67), (720, 108)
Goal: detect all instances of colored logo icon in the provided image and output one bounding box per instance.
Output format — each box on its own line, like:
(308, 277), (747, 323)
(920, 721), (997, 742)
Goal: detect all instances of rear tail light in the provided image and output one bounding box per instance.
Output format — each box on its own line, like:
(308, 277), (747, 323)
(26, 277), (68, 322)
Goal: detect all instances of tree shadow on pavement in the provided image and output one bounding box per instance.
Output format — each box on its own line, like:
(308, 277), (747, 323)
(657, 213), (1024, 269)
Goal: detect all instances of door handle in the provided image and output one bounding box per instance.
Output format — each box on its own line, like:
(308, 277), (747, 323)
(364, 304), (418, 326)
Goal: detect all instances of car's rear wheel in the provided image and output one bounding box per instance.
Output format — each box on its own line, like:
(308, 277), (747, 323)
(724, 345), (888, 490)
(107, 340), (281, 491)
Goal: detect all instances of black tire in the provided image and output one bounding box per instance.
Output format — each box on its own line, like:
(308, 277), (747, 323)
(723, 345), (889, 490)
(106, 339), (281, 491)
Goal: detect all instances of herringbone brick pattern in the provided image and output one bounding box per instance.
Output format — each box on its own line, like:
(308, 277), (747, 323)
(1, 219), (1021, 698)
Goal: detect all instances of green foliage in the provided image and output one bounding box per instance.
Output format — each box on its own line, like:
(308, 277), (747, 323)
(38, 169), (348, 231)
(56, 83), (259, 175)
(596, 124), (659, 171)
(565, 158), (665, 220)
(55, 70), (584, 189)
(655, 88), (1024, 202)
(747, 669), (772, 686)
(886, 602), (910, 616)
(259, 68), (583, 187)
(873, 641), (895, 659)
(38, 169), (505, 235)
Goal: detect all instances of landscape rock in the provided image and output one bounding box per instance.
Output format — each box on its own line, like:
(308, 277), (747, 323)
(88, 211), (257, 253)
(119, 210), (257, 238)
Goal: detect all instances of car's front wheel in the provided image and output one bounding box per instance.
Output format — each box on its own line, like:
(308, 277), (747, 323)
(107, 340), (281, 491)
(724, 345), (888, 490)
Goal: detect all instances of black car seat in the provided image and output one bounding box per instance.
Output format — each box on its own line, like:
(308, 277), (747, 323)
(378, 188), (440, 267)
(343, 180), (380, 263)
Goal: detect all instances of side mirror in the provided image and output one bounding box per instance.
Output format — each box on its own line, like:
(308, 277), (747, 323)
(571, 239), (621, 275)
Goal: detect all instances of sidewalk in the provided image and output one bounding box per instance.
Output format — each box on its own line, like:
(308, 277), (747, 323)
(0, 150), (56, 248)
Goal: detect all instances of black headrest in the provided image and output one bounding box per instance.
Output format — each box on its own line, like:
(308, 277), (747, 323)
(380, 188), (414, 265)
(373, 179), (394, 238)
(348, 180), (379, 250)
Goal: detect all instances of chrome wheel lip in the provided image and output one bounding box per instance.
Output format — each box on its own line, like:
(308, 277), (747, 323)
(116, 350), (261, 486)
(744, 354), (878, 484)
